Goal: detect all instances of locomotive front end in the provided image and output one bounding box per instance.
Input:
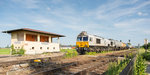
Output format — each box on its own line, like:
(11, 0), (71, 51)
(76, 31), (89, 54)
(76, 41), (89, 48)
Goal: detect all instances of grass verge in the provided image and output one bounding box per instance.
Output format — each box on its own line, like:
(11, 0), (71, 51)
(61, 49), (78, 58)
(106, 53), (133, 75)
(134, 53), (147, 75)
(85, 50), (114, 55)
(0, 48), (11, 55)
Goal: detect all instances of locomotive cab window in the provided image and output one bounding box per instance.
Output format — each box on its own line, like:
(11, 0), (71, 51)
(96, 39), (101, 44)
(83, 36), (88, 41)
(77, 37), (82, 41)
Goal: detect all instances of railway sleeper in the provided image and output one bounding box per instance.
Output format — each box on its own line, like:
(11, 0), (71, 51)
(70, 60), (111, 75)
(62, 58), (116, 75)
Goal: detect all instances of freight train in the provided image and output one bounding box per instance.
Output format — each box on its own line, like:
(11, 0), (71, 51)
(76, 31), (132, 54)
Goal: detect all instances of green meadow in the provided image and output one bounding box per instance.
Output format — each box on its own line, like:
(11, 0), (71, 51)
(0, 48), (11, 55)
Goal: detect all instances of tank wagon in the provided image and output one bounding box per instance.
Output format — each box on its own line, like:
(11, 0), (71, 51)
(76, 31), (131, 54)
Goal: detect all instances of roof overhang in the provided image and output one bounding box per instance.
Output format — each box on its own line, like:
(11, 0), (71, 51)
(2, 28), (65, 37)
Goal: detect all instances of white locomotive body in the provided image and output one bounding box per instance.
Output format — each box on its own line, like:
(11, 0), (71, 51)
(76, 31), (130, 54)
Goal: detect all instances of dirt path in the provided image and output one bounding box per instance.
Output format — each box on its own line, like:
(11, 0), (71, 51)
(0, 53), (64, 63)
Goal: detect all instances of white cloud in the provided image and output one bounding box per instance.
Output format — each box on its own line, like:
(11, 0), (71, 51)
(114, 18), (150, 28)
(0, 24), (17, 27)
(33, 18), (56, 27)
(138, 12), (143, 16)
(137, 12), (148, 16)
(47, 7), (51, 11)
(84, 0), (150, 21)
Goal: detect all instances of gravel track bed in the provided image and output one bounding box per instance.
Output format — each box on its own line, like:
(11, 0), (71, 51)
(0, 49), (137, 75)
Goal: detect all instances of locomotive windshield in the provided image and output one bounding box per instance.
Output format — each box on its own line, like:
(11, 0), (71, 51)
(77, 36), (88, 41)
(83, 37), (88, 41)
(77, 37), (82, 41)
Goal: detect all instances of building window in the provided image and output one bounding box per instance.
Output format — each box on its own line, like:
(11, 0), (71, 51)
(40, 35), (49, 42)
(18, 47), (20, 49)
(26, 34), (37, 42)
(53, 47), (55, 50)
(47, 47), (49, 50)
(40, 47), (42, 50)
(32, 47), (34, 50)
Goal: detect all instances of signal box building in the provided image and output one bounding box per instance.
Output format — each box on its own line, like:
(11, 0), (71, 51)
(2, 28), (65, 54)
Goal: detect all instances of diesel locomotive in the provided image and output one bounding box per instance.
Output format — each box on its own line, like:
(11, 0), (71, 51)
(76, 31), (131, 54)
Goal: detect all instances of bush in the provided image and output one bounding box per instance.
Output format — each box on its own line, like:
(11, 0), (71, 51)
(106, 57), (130, 75)
(11, 44), (16, 55)
(106, 54), (134, 75)
(61, 49), (78, 58)
(65, 50), (78, 58)
(142, 52), (150, 61)
(134, 54), (147, 75)
(100, 51), (112, 53)
(18, 47), (25, 55)
(86, 52), (97, 55)
(60, 49), (76, 52)
(11, 45), (25, 55)
(142, 43), (150, 50)
(85, 51), (113, 55)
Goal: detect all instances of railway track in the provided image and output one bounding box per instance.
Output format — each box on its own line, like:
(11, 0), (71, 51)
(2, 49), (137, 75)
(29, 50), (137, 75)
(0, 53), (64, 67)
(63, 57), (116, 75)
(30, 56), (117, 75)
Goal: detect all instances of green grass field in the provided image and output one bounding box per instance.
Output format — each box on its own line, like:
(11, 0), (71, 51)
(60, 49), (76, 52)
(60, 49), (78, 58)
(0, 48), (11, 55)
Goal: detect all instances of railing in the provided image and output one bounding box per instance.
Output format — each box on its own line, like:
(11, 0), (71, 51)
(119, 55), (137, 75)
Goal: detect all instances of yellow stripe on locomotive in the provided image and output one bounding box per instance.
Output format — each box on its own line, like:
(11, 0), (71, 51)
(76, 41), (89, 48)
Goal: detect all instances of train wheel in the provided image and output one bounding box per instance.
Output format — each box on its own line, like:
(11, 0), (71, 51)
(77, 48), (83, 55)
(83, 50), (86, 54)
(79, 48), (84, 55)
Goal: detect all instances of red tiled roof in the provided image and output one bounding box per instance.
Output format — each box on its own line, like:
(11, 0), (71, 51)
(2, 28), (65, 37)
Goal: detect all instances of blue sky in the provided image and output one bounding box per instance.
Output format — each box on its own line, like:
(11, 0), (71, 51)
(0, 0), (150, 47)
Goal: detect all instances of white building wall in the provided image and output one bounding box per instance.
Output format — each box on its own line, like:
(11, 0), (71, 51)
(11, 32), (18, 44)
(24, 41), (60, 54)
(11, 31), (60, 54)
